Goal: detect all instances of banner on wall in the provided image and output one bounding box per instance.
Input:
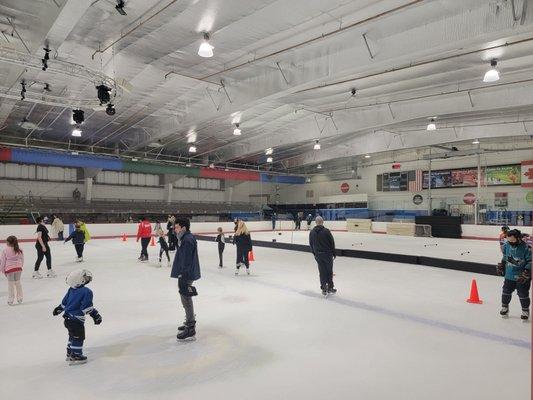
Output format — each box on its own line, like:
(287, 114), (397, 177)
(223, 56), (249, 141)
(485, 165), (521, 186)
(521, 160), (533, 188)
(389, 172), (401, 191)
(494, 192), (508, 207)
(423, 170), (452, 189)
(451, 168), (480, 187)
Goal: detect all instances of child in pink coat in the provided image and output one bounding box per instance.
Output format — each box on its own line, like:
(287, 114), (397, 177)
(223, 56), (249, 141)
(1, 236), (24, 305)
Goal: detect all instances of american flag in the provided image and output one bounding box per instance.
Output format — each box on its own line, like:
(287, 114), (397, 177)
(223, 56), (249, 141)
(408, 169), (423, 192)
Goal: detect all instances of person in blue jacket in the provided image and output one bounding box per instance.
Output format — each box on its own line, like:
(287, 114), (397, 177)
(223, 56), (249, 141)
(171, 217), (201, 340)
(64, 222), (86, 262)
(52, 269), (102, 364)
(497, 229), (532, 320)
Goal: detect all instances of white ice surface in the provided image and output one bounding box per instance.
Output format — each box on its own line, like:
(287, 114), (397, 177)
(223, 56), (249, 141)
(0, 236), (530, 400)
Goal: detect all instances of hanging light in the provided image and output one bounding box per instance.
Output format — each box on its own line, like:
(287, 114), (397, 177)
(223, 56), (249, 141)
(313, 140), (321, 150)
(233, 123), (241, 136)
(266, 156), (273, 163)
(317, 163), (322, 169)
(364, 154), (371, 159)
(189, 145), (197, 153)
(131, 157), (138, 162)
(472, 139), (480, 144)
(71, 128), (82, 137)
(71, 151), (79, 155)
(426, 118), (436, 131)
(198, 33), (214, 58)
(483, 59), (500, 83)
(186, 161), (192, 167)
(265, 147), (273, 155)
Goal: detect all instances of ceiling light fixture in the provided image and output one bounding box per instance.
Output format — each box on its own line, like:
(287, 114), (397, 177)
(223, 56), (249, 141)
(317, 164), (322, 169)
(131, 157), (138, 162)
(472, 139), (480, 144)
(233, 123), (241, 136)
(20, 81), (26, 100)
(198, 32), (214, 58)
(426, 118), (436, 131)
(41, 47), (50, 71)
(115, 0), (127, 15)
(313, 140), (321, 150)
(265, 148), (273, 155)
(71, 151), (79, 155)
(186, 160), (192, 167)
(72, 109), (84, 124)
(266, 156), (273, 163)
(106, 103), (116, 116)
(364, 154), (371, 159)
(96, 84), (111, 105)
(71, 128), (82, 137)
(483, 59), (500, 83)
(189, 145), (197, 153)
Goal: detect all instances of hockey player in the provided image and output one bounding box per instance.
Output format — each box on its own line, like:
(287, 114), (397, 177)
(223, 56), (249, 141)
(497, 229), (532, 320)
(156, 225), (171, 267)
(215, 227), (225, 268)
(309, 216), (337, 296)
(136, 216), (152, 261)
(64, 223), (86, 262)
(499, 225), (510, 253)
(52, 269), (102, 364)
(170, 218), (201, 341)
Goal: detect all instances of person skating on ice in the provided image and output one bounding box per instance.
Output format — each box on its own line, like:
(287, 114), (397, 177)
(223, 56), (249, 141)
(306, 213), (313, 230)
(497, 229), (532, 320)
(64, 223), (86, 262)
(52, 269), (102, 365)
(234, 220), (253, 275)
(0, 235), (24, 305)
(156, 225), (171, 267)
(136, 216), (152, 261)
(215, 227), (225, 268)
(167, 215), (177, 251)
(33, 216), (55, 279)
(170, 218), (201, 341)
(51, 215), (64, 241)
(309, 216), (337, 296)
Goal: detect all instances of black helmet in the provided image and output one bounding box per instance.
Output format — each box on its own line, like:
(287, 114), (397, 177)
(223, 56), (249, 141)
(506, 229), (522, 240)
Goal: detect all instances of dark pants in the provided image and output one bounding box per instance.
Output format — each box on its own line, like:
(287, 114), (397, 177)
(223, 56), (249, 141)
(315, 253), (334, 290)
(272, 221), (276, 230)
(57, 231), (64, 241)
(168, 232), (177, 251)
(236, 246), (249, 268)
(35, 243), (52, 271)
(140, 237), (150, 258)
(159, 240), (170, 261)
(178, 278), (195, 323)
(74, 244), (84, 258)
(502, 279), (531, 310)
(64, 317), (85, 356)
(218, 242), (225, 266)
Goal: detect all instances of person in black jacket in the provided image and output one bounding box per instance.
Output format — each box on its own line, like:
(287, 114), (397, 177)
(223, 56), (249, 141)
(309, 216), (336, 296)
(215, 227), (225, 268)
(234, 220), (253, 275)
(171, 218), (201, 340)
(64, 223), (86, 262)
(167, 215), (177, 251)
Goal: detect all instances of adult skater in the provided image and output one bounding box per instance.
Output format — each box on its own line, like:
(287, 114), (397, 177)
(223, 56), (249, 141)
(0, 235), (24, 305)
(271, 213), (277, 230)
(499, 225), (510, 253)
(234, 220), (253, 275)
(64, 223), (86, 262)
(309, 216), (337, 296)
(306, 213), (313, 230)
(497, 229), (532, 320)
(136, 216), (152, 261)
(215, 227), (225, 268)
(33, 216), (55, 278)
(51, 215), (64, 240)
(171, 218), (201, 340)
(167, 215), (177, 251)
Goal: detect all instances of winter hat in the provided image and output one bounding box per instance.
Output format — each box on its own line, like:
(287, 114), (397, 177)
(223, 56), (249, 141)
(66, 269), (93, 288)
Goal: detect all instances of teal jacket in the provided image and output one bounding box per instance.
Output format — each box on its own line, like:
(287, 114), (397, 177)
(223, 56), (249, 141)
(502, 241), (532, 281)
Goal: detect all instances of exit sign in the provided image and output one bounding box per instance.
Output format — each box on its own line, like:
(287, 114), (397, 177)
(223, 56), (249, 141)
(392, 163), (401, 169)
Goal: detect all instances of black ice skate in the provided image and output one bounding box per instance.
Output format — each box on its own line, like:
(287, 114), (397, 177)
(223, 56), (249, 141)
(177, 321), (196, 341)
(68, 354), (88, 365)
(322, 283), (329, 298)
(521, 310), (529, 321)
(500, 306), (509, 317)
(328, 287), (337, 295)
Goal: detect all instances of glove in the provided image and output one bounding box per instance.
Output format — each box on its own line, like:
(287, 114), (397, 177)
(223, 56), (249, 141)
(517, 270), (531, 285)
(52, 305), (63, 316)
(496, 263), (505, 276)
(91, 311), (102, 325)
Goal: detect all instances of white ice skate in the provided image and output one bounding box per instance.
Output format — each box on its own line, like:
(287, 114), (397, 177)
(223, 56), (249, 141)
(246, 268), (250, 275)
(76, 257), (83, 262)
(500, 306), (509, 318)
(46, 269), (57, 278)
(32, 271), (43, 279)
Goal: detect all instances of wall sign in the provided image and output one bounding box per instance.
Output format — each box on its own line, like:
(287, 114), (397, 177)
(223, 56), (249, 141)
(340, 182), (350, 193)
(526, 191), (533, 205)
(494, 192), (508, 207)
(412, 194), (423, 205)
(463, 193), (476, 205)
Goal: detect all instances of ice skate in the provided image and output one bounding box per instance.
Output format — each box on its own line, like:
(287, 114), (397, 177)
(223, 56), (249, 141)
(246, 268), (250, 275)
(235, 266), (239, 275)
(68, 354), (88, 365)
(158, 259), (162, 268)
(32, 271), (43, 279)
(46, 269), (57, 278)
(328, 287), (337, 295)
(177, 321), (196, 341)
(79, 257), (83, 262)
(167, 259), (171, 267)
(17, 298), (23, 304)
(7, 300), (14, 306)
(500, 306), (509, 317)
(521, 309), (529, 321)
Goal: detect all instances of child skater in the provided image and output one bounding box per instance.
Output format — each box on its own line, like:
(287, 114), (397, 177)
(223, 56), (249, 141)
(497, 229), (532, 320)
(0, 236), (24, 305)
(64, 223), (86, 262)
(156, 226), (171, 267)
(215, 227), (225, 268)
(52, 269), (102, 365)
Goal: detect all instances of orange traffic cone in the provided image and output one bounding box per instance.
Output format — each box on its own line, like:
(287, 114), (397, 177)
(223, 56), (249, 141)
(248, 250), (255, 262)
(150, 236), (156, 246)
(466, 279), (483, 304)
(121, 233), (127, 242)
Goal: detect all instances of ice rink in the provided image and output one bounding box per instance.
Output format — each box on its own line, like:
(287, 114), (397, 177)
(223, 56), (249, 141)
(0, 234), (530, 400)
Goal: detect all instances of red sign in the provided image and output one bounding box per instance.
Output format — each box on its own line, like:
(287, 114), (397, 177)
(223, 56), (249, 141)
(392, 163), (401, 169)
(463, 193), (476, 205)
(340, 183), (350, 193)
